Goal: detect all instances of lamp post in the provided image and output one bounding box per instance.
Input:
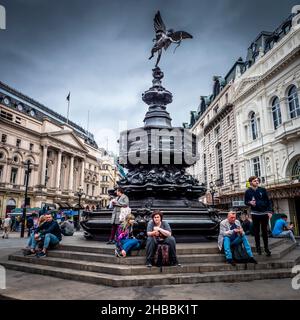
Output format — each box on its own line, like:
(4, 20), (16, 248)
(76, 185), (84, 231)
(209, 181), (216, 208)
(21, 160), (32, 238)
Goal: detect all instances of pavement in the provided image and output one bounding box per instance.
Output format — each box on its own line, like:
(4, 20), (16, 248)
(0, 231), (300, 300)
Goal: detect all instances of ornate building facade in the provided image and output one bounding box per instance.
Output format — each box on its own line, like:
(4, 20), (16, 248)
(187, 6), (300, 233)
(0, 81), (117, 217)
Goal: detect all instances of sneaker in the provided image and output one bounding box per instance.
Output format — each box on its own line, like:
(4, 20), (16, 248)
(114, 249), (121, 257)
(226, 259), (236, 266)
(22, 249), (35, 256)
(248, 257), (258, 264)
(146, 262), (152, 268)
(36, 251), (46, 258)
(265, 248), (271, 257)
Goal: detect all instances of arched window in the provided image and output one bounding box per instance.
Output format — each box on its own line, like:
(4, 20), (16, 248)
(288, 85), (300, 119)
(216, 143), (223, 184)
(271, 97), (282, 129)
(291, 158), (300, 180)
(250, 112), (258, 140)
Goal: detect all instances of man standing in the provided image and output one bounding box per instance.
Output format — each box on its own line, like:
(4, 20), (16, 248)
(218, 211), (257, 265)
(107, 187), (129, 244)
(244, 176), (272, 256)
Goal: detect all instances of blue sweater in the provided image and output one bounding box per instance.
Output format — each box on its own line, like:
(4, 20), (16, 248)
(244, 187), (271, 214)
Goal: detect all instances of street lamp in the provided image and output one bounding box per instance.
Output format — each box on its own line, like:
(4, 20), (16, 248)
(21, 160), (32, 238)
(75, 185), (85, 231)
(209, 181), (216, 208)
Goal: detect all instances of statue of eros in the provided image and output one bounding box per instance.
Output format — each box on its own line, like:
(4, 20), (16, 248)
(149, 11), (193, 67)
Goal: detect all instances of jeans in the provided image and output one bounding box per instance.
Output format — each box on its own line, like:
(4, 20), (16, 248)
(223, 235), (253, 260)
(120, 238), (140, 254)
(273, 230), (297, 243)
(30, 233), (60, 250)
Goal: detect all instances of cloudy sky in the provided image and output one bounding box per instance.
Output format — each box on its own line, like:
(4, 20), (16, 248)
(0, 0), (298, 153)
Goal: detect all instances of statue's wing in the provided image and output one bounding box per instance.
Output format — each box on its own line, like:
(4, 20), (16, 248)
(154, 11), (166, 32)
(170, 31), (193, 41)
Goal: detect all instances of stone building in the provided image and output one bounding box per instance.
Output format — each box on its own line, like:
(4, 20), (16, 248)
(0, 81), (117, 217)
(186, 6), (300, 234)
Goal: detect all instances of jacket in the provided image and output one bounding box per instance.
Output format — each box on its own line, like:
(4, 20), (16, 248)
(35, 220), (62, 241)
(111, 194), (129, 224)
(218, 219), (244, 251)
(244, 187), (271, 213)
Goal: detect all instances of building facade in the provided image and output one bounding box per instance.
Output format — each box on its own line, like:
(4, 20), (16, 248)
(0, 81), (117, 217)
(187, 6), (300, 233)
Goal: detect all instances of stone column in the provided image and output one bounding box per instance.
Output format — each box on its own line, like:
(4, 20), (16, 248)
(40, 145), (48, 185)
(69, 155), (74, 191)
(81, 160), (85, 188)
(56, 150), (62, 189)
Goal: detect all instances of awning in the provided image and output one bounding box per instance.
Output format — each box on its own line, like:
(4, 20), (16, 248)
(55, 202), (73, 209)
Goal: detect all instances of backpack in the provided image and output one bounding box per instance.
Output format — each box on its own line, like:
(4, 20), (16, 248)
(232, 242), (251, 263)
(154, 244), (170, 271)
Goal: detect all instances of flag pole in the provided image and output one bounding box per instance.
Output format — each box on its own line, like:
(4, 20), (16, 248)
(66, 92), (70, 124)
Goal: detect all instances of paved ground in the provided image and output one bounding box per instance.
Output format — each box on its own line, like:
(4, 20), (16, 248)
(0, 232), (299, 300)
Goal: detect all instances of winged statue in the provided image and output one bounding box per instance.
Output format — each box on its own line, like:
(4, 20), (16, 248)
(149, 11), (193, 67)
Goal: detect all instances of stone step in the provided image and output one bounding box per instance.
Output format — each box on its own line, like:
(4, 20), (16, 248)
(44, 241), (296, 265)
(8, 252), (296, 276)
(58, 237), (285, 256)
(1, 260), (294, 287)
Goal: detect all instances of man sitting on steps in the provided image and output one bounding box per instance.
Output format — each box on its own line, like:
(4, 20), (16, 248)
(218, 211), (257, 266)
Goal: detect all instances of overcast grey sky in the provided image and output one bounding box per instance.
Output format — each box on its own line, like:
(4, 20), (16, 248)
(0, 0), (298, 153)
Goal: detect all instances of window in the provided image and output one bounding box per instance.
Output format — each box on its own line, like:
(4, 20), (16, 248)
(271, 97), (282, 129)
(215, 125), (221, 138)
(225, 93), (228, 104)
(16, 139), (21, 148)
(208, 133), (211, 143)
(92, 185), (95, 196)
(15, 116), (22, 125)
(86, 184), (89, 195)
(209, 153), (212, 164)
(228, 140), (233, 154)
(214, 105), (219, 114)
(227, 115), (230, 127)
(102, 176), (108, 182)
(23, 170), (30, 186)
(0, 152), (4, 160)
(0, 109), (13, 121)
(1, 134), (7, 143)
(203, 154), (207, 186)
(250, 112), (258, 140)
(288, 85), (300, 119)
(252, 157), (261, 178)
(10, 168), (18, 184)
(0, 165), (3, 181)
(29, 143), (34, 152)
(216, 143), (223, 183)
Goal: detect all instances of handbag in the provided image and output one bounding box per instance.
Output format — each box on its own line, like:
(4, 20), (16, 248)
(119, 207), (131, 223)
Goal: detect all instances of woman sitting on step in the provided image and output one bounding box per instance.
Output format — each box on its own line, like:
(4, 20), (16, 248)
(114, 214), (141, 257)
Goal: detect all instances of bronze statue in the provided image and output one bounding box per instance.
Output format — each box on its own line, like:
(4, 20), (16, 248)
(149, 11), (193, 67)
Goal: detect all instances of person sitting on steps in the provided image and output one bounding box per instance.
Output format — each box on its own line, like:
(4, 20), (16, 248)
(114, 214), (141, 257)
(145, 210), (180, 268)
(218, 211), (258, 266)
